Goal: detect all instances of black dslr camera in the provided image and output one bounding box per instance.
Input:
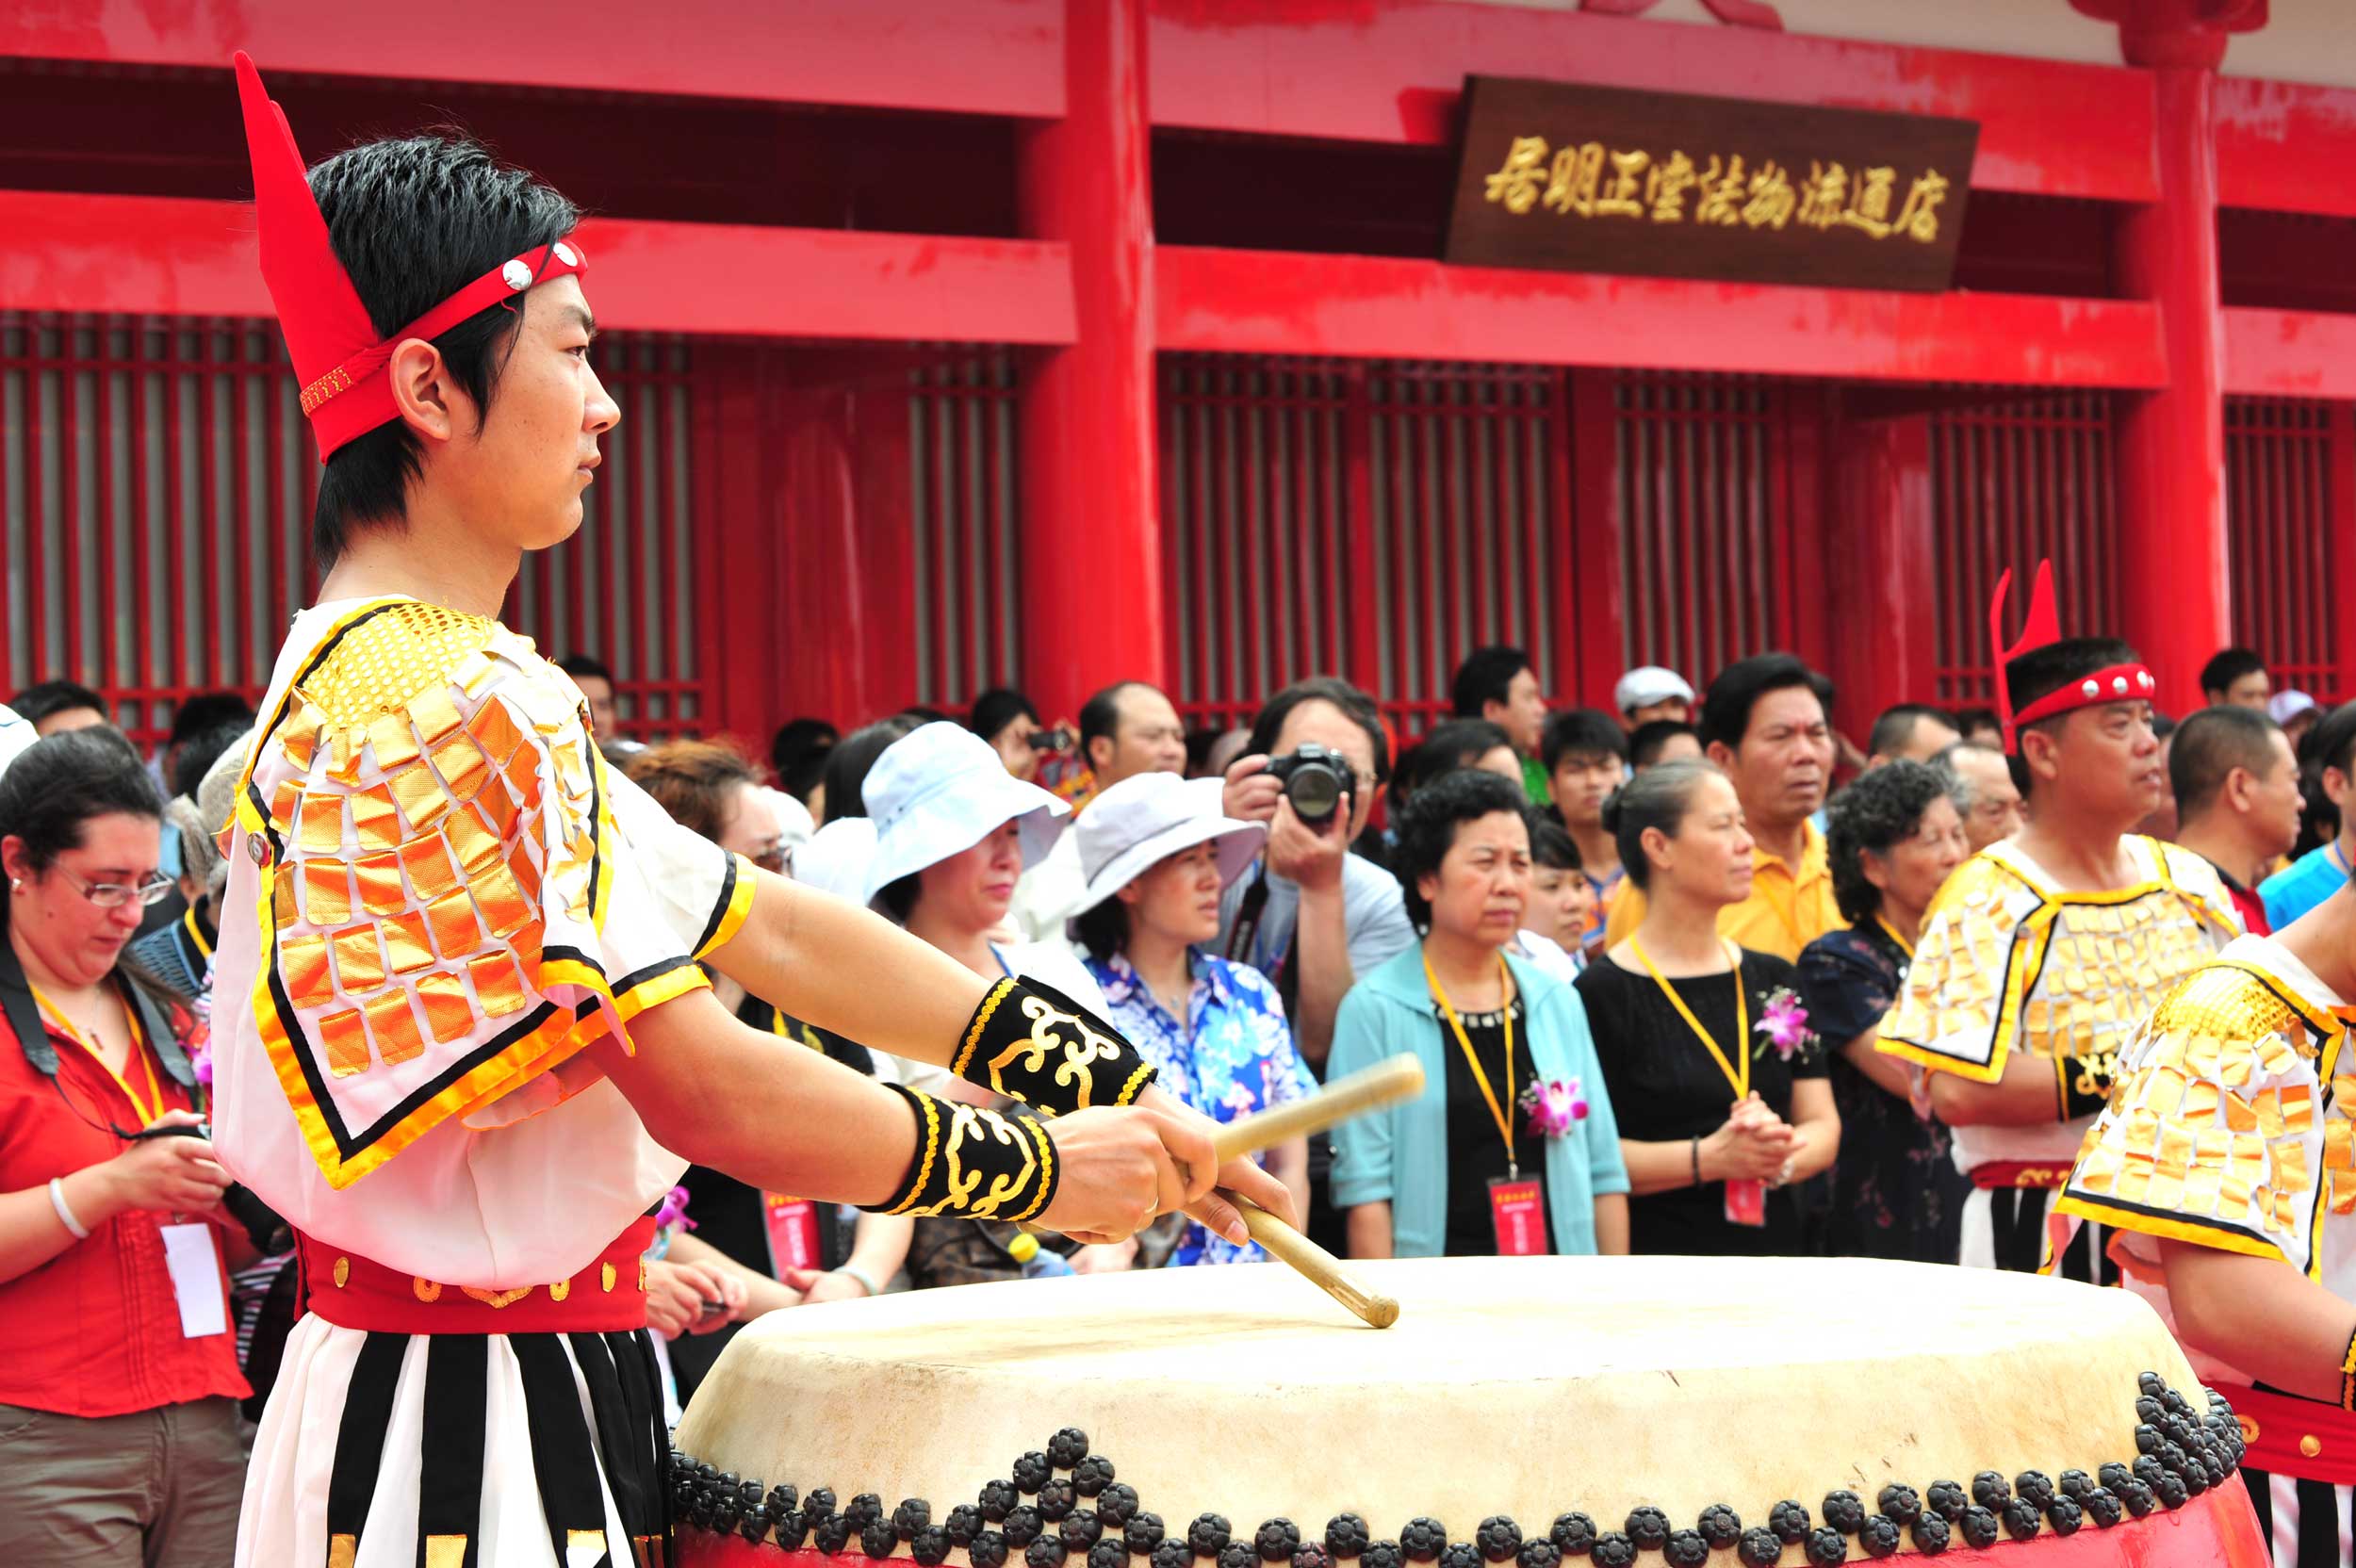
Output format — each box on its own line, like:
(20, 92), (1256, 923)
(1264, 743), (1352, 828)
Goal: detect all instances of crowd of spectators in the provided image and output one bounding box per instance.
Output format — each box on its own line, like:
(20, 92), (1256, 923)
(0, 632), (2336, 1552)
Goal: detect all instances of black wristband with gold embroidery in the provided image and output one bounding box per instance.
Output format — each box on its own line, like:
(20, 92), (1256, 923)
(950, 977), (1159, 1116)
(863, 1081), (1060, 1223)
(2059, 1051), (2118, 1121)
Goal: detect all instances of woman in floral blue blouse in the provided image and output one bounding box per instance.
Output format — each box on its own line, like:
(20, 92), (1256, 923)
(1072, 774), (1311, 1266)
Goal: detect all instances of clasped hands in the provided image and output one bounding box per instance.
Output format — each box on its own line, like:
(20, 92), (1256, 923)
(1703, 1093), (1803, 1189)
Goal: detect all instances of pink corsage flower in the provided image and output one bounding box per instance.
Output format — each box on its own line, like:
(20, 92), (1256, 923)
(1755, 987), (1817, 1062)
(1520, 1077), (1590, 1137)
(655, 1184), (696, 1233)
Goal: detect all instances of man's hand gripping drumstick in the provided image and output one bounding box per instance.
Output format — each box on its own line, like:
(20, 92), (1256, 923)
(1201, 1056), (1425, 1329)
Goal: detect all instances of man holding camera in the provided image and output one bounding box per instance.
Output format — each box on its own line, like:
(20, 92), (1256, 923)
(1219, 678), (1415, 1070)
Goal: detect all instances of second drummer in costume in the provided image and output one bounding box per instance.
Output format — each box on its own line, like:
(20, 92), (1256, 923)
(2054, 877), (2356, 1561)
(1876, 563), (2239, 1279)
(213, 55), (1295, 1568)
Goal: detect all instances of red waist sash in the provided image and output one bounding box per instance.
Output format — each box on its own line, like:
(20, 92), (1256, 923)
(1971, 1161), (2073, 1190)
(296, 1218), (656, 1333)
(2217, 1382), (2356, 1488)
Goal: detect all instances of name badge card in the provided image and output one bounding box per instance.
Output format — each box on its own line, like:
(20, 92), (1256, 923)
(159, 1222), (229, 1338)
(1489, 1177), (1547, 1256)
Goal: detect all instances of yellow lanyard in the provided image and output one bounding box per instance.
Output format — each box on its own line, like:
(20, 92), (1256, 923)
(33, 983), (164, 1127)
(1426, 954), (1520, 1178)
(181, 905), (213, 960)
(1630, 939), (1750, 1102)
(1873, 915), (1917, 959)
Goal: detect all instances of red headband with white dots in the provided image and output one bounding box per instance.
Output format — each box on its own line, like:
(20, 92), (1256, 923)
(1989, 559), (2156, 754)
(234, 52), (588, 462)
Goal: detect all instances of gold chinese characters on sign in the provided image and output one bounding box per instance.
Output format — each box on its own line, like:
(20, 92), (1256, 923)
(1446, 77), (1977, 293)
(1481, 139), (1951, 244)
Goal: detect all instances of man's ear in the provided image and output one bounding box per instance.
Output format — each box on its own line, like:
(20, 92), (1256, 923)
(386, 337), (461, 444)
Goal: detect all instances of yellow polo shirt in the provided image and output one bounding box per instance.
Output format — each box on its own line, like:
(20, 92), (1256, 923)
(1600, 820), (1845, 962)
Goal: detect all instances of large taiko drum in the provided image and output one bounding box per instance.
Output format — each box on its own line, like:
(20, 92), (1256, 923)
(667, 1257), (2268, 1567)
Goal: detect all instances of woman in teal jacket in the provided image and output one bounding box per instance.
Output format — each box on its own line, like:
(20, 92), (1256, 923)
(1330, 769), (1629, 1258)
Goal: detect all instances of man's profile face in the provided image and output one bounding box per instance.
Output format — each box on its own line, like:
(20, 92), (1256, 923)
(428, 276), (621, 556)
(1948, 747), (2023, 852)
(1485, 665), (1547, 757)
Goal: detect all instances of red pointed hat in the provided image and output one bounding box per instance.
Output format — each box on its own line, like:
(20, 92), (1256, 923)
(1988, 560), (2155, 753)
(234, 52), (587, 462)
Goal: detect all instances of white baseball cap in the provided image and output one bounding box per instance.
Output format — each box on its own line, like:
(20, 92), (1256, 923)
(1069, 774), (1267, 919)
(1614, 666), (1695, 714)
(860, 722), (1070, 904)
(2269, 690), (2319, 727)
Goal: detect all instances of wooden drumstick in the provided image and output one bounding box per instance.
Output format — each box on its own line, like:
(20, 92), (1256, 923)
(1233, 1195), (1399, 1330)
(1206, 1055), (1426, 1167)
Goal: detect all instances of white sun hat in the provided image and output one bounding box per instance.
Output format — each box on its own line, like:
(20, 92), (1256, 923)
(860, 721), (1070, 905)
(793, 817), (878, 905)
(1069, 773), (1268, 919)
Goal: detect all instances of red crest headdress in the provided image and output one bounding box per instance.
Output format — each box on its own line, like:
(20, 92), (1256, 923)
(234, 52), (588, 462)
(1988, 559), (2156, 754)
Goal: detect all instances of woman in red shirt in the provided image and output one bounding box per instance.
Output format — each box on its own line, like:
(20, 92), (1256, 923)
(0, 727), (249, 1566)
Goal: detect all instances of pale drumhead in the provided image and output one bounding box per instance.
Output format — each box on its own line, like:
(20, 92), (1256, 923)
(677, 1256), (2197, 1535)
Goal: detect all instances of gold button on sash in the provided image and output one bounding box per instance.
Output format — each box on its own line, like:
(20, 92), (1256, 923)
(413, 1277), (442, 1303)
(601, 1263), (617, 1293)
(332, 1256), (350, 1288)
(2301, 1433), (2324, 1459)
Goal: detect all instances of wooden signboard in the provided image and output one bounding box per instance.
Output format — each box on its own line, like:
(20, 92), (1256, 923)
(1444, 75), (1979, 293)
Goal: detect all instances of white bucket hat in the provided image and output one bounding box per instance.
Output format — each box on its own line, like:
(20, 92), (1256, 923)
(860, 722), (1070, 904)
(793, 817), (877, 905)
(1070, 774), (1267, 918)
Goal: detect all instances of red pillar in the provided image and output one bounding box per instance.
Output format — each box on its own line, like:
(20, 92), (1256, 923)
(2087, 1), (2252, 713)
(1826, 412), (1938, 738)
(1015, 0), (1166, 723)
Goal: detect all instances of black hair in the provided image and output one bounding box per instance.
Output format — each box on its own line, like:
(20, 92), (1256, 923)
(555, 653), (614, 687)
(769, 716), (838, 806)
(1628, 719), (1699, 771)
(967, 688), (1039, 747)
(1824, 759), (1963, 925)
(818, 715), (924, 824)
(1541, 708), (1629, 772)
(2151, 710), (2179, 742)
(2004, 636), (2142, 795)
(1530, 813), (1581, 873)
(1248, 677), (1392, 788)
(2170, 705), (2286, 819)
(1079, 681), (1152, 766)
(1388, 767), (1530, 930)
(2200, 646), (2268, 699)
(1697, 653), (1823, 754)
(1072, 898), (1129, 966)
(2306, 701), (2356, 779)
(306, 134), (582, 568)
(1954, 706), (2002, 743)
(1394, 719), (1515, 805)
(1599, 759), (1721, 893)
(10, 679), (107, 727)
(900, 706), (950, 726)
(169, 719), (253, 803)
(0, 728), (165, 935)
(164, 691), (254, 753)
(1449, 645), (1532, 720)
(1868, 703), (1956, 760)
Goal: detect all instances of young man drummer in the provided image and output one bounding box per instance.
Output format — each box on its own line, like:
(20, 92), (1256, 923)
(1875, 563), (2240, 1279)
(211, 56), (1292, 1568)
(2054, 869), (2356, 1560)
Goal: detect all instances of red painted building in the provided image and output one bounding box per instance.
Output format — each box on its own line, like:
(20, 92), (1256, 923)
(2, 0), (2351, 749)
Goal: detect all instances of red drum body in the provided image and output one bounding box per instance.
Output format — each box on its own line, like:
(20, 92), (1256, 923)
(668, 1257), (2269, 1567)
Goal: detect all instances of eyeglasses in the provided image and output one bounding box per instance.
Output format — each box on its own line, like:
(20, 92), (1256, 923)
(56, 869), (175, 910)
(747, 838), (792, 875)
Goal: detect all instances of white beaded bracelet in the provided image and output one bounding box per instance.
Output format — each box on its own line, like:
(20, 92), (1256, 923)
(48, 1177), (90, 1241)
(834, 1264), (882, 1298)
